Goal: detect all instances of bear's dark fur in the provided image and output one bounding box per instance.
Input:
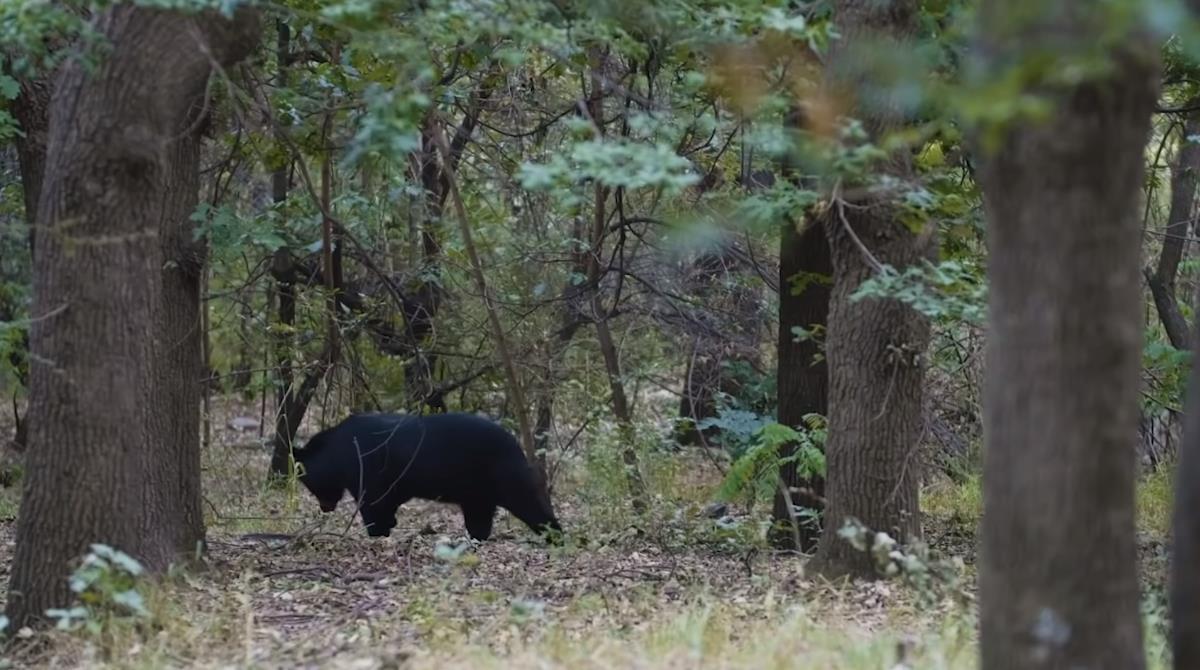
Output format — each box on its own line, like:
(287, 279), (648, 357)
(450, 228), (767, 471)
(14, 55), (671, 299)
(294, 412), (562, 541)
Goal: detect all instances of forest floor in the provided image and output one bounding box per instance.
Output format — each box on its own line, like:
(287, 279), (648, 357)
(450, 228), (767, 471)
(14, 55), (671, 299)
(0, 398), (1175, 669)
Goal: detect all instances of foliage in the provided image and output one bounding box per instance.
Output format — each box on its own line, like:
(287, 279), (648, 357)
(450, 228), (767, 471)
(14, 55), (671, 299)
(46, 544), (150, 634)
(852, 259), (986, 325)
(837, 518), (970, 609)
(711, 412), (826, 509)
(1143, 340), (1192, 413)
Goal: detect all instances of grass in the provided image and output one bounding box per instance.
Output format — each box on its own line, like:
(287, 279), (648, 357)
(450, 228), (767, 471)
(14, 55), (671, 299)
(922, 466), (1178, 539)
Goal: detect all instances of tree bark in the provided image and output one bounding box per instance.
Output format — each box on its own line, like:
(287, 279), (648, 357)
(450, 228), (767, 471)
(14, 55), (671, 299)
(6, 5), (259, 628)
(595, 309), (649, 514)
(1147, 109), (1200, 350)
(974, 4), (1160, 668)
(811, 0), (934, 579)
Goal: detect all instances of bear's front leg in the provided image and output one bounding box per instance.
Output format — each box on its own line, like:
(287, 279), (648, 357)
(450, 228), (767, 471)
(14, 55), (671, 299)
(360, 506), (397, 538)
(461, 502), (497, 541)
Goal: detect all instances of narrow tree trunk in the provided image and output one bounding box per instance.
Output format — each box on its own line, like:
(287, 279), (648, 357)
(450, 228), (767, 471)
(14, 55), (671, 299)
(584, 47), (647, 514)
(531, 219), (589, 485)
(4, 75), (52, 452)
(266, 21), (303, 479)
(769, 102), (832, 552)
(268, 106), (343, 479)
(595, 311), (649, 513)
(1147, 109), (1200, 350)
(405, 81), (491, 412)
(11, 75), (50, 256)
(267, 249), (299, 476)
(6, 5), (258, 628)
(769, 217), (831, 551)
(403, 122), (445, 411)
(975, 4), (1160, 668)
(811, 0), (933, 579)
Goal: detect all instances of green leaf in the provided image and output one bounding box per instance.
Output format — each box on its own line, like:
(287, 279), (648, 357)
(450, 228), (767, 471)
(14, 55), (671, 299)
(0, 75), (19, 100)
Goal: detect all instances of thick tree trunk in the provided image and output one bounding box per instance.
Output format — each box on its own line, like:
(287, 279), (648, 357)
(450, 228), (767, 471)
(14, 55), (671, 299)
(769, 217), (831, 552)
(975, 5), (1160, 668)
(811, 0), (933, 579)
(6, 6), (258, 628)
(1147, 109), (1200, 350)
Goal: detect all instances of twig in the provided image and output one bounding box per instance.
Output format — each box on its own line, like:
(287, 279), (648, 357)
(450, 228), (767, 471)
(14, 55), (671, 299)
(831, 179), (885, 274)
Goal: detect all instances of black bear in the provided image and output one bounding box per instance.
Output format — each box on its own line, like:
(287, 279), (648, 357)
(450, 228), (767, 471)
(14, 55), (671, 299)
(294, 412), (562, 541)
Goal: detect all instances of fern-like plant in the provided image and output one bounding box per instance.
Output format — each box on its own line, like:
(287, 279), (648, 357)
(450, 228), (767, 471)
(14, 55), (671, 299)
(710, 412), (827, 512)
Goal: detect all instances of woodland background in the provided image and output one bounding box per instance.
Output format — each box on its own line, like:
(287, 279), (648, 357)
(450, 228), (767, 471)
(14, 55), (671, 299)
(1, 0), (1198, 668)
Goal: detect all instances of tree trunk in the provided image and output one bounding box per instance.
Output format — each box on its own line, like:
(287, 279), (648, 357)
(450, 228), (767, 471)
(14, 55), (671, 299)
(769, 102), (832, 552)
(1147, 108), (1200, 350)
(268, 110), (343, 479)
(430, 121), (555, 512)
(974, 5), (1160, 668)
(403, 121), (446, 411)
(811, 0), (933, 579)
(6, 5), (259, 628)
(4, 75), (52, 453)
(404, 82), (490, 412)
(595, 310), (649, 514)
(769, 217), (831, 552)
(584, 48), (647, 514)
(530, 216), (589, 487)
(11, 75), (50, 255)
(265, 21), (308, 479)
